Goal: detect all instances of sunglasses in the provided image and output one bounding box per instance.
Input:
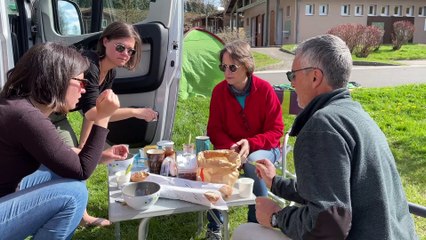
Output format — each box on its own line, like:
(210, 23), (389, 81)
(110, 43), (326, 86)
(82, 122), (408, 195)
(72, 77), (88, 89)
(219, 64), (240, 73)
(286, 67), (317, 82)
(114, 43), (136, 56)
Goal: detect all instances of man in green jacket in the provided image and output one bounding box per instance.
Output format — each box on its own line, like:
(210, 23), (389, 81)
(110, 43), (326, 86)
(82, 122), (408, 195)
(232, 34), (418, 240)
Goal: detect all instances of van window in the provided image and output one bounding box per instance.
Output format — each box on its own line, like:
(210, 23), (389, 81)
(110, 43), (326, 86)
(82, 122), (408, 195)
(61, 0), (151, 35)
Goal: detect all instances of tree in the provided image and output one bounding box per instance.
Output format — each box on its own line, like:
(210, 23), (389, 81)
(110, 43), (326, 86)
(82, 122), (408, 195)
(185, 0), (222, 29)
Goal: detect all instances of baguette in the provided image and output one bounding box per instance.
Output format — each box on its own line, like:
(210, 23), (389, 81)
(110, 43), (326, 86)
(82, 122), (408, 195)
(204, 191), (220, 204)
(219, 185), (233, 199)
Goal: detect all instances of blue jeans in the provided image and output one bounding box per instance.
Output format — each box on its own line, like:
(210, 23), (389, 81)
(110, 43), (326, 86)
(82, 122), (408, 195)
(0, 166), (87, 240)
(207, 148), (280, 231)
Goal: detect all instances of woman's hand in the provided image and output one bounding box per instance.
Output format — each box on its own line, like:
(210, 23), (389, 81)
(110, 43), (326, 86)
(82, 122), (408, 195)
(231, 139), (250, 159)
(255, 197), (281, 228)
(95, 89), (120, 121)
(99, 144), (129, 164)
(255, 159), (276, 189)
(133, 108), (158, 122)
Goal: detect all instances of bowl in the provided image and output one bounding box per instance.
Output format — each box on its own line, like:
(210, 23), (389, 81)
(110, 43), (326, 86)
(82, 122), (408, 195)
(108, 154), (134, 174)
(122, 181), (161, 210)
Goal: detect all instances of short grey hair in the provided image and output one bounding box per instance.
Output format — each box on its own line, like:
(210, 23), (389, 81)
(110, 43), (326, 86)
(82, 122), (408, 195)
(219, 40), (255, 76)
(295, 34), (352, 89)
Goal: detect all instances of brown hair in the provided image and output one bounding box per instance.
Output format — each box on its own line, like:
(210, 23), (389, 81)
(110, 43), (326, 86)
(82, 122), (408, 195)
(1, 42), (90, 113)
(97, 22), (142, 70)
(219, 40), (255, 76)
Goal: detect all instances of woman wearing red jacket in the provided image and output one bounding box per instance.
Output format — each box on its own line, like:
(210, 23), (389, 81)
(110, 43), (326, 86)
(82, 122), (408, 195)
(206, 40), (284, 240)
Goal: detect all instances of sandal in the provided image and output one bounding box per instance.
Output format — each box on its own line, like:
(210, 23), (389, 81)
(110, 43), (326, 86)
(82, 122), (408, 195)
(80, 217), (112, 227)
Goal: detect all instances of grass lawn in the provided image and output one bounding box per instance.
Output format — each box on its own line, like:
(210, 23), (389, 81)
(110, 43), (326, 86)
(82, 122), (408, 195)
(281, 43), (426, 65)
(252, 51), (281, 69)
(71, 84), (425, 239)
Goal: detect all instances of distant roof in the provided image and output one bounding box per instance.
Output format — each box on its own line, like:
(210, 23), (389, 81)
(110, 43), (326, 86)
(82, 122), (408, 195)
(225, 0), (238, 14)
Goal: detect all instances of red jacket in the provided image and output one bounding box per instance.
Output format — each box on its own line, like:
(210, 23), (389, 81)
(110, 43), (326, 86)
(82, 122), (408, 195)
(207, 75), (284, 152)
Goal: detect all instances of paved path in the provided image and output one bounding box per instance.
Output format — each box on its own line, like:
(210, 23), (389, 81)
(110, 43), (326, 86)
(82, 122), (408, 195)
(252, 47), (426, 87)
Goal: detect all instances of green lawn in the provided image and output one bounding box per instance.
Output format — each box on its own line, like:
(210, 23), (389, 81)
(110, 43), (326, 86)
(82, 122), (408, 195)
(252, 51), (281, 69)
(282, 43), (426, 65)
(71, 84), (425, 239)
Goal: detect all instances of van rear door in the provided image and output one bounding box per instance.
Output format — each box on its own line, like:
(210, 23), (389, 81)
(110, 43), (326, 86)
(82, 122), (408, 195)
(30, 0), (183, 147)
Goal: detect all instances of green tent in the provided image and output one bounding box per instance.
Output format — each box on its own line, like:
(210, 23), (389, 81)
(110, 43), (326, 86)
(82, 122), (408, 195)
(179, 28), (225, 99)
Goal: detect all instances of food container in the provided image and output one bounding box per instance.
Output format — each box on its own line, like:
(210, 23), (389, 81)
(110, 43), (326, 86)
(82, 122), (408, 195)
(176, 153), (197, 181)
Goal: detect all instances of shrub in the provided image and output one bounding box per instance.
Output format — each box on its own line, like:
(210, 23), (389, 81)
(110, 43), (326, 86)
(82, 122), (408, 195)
(355, 25), (384, 58)
(216, 27), (250, 44)
(392, 20), (414, 50)
(327, 24), (364, 53)
(328, 24), (384, 58)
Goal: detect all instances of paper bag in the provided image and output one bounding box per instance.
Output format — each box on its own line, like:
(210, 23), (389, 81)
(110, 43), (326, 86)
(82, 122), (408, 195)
(197, 150), (241, 187)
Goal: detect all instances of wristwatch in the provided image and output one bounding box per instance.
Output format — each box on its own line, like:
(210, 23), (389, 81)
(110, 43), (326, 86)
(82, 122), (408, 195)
(271, 213), (278, 228)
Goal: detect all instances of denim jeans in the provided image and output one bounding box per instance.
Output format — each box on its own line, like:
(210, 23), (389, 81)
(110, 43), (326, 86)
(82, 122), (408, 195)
(0, 165), (87, 240)
(207, 148), (280, 231)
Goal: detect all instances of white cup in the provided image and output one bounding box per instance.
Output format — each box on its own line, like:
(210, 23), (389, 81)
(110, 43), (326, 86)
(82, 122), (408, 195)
(115, 170), (131, 189)
(238, 177), (254, 198)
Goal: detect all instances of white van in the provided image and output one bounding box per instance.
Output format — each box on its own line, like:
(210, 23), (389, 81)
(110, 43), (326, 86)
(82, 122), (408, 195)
(0, 0), (183, 147)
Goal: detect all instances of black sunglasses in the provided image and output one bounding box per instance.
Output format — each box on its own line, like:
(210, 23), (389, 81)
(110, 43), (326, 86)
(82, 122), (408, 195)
(72, 77), (88, 89)
(114, 43), (136, 56)
(219, 64), (240, 73)
(286, 67), (317, 82)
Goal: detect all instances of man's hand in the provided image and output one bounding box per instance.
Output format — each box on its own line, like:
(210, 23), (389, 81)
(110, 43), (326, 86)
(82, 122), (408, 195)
(255, 159), (276, 189)
(255, 197), (281, 228)
(95, 89), (120, 121)
(99, 144), (129, 164)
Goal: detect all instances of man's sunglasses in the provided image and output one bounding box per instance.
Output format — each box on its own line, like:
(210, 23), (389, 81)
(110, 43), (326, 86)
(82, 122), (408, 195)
(72, 77), (88, 89)
(286, 67), (319, 82)
(114, 43), (136, 56)
(219, 64), (240, 73)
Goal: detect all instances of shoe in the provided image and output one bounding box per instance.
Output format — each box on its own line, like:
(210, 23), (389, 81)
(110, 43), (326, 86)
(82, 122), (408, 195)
(205, 229), (222, 240)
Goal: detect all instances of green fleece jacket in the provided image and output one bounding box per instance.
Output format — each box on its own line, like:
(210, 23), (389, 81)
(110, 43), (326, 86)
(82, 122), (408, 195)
(271, 89), (417, 239)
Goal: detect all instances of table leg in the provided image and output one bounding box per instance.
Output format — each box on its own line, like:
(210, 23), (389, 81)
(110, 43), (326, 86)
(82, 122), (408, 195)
(114, 222), (121, 240)
(221, 210), (229, 240)
(138, 218), (151, 240)
(196, 211), (204, 236)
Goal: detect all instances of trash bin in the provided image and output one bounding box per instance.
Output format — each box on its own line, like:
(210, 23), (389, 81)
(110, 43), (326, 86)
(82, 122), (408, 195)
(273, 84), (303, 115)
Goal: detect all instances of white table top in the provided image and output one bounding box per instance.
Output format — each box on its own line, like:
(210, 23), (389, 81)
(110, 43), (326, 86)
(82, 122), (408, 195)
(108, 174), (256, 223)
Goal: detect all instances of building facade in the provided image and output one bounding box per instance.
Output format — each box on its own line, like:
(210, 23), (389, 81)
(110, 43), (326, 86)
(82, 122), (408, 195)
(225, 0), (426, 46)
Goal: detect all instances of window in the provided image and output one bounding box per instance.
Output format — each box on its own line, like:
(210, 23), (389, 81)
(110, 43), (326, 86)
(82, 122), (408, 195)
(381, 5), (389, 16)
(368, 5), (377, 16)
(305, 4), (314, 15)
(341, 4), (350, 16)
(355, 5), (363, 16)
(406, 6), (414, 16)
(394, 5), (402, 16)
(419, 6), (426, 16)
(319, 4), (328, 15)
(286, 6), (291, 17)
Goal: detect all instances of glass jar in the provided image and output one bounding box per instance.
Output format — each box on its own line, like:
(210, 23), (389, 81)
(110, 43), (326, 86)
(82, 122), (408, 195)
(157, 140), (176, 176)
